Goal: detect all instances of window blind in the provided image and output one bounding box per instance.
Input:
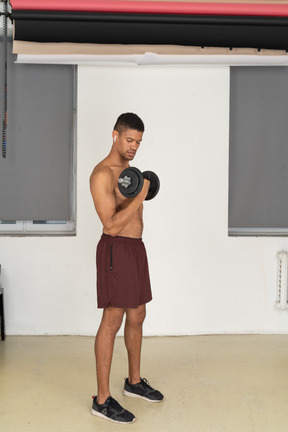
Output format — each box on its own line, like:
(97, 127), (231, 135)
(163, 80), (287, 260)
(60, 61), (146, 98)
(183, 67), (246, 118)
(0, 41), (75, 221)
(229, 67), (288, 235)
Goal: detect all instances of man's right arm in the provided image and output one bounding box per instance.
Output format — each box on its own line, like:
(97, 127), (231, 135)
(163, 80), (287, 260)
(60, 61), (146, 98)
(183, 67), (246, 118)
(90, 168), (149, 237)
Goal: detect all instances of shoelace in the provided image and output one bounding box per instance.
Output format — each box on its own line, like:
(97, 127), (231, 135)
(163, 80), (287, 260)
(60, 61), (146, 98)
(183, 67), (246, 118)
(141, 378), (152, 389)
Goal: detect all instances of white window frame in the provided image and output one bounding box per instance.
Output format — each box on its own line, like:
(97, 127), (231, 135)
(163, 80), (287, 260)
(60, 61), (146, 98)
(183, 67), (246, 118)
(0, 219), (76, 235)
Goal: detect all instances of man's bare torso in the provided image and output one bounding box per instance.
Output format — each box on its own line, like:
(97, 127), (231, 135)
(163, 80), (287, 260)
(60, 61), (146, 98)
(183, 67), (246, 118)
(91, 158), (144, 239)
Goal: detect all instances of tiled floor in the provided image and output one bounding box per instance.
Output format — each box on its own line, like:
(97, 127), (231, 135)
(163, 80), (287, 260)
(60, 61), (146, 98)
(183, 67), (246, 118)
(1, 335), (288, 432)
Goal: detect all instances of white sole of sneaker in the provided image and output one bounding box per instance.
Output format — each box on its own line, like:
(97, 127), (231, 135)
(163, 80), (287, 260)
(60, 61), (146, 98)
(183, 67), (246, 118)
(123, 389), (164, 403)
(91, 408), (136, 424)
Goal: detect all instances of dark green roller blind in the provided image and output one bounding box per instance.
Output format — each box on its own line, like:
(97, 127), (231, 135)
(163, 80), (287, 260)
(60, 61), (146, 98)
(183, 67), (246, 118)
(0, 41), (75, 220)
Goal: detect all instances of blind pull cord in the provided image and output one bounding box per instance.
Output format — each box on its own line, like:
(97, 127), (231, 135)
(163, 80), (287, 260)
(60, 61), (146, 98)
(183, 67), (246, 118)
(1, 1), (11, 159)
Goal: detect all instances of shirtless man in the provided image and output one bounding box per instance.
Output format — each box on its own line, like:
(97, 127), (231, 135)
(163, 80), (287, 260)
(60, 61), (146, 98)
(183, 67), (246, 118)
(90, 113), (163, 424)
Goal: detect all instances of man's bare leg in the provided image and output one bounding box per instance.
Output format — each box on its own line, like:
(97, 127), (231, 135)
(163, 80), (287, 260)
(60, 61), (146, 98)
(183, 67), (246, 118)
(95, 307), (125, 404)
(124, 304), (146, 385)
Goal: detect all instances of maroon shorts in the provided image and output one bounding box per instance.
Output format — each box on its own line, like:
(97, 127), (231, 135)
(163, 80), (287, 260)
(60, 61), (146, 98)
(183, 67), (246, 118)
(96, 234), (152, 309)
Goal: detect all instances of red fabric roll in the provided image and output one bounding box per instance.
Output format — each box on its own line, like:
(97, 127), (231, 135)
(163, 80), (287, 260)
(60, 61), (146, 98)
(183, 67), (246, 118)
(10, 0), (288, 17)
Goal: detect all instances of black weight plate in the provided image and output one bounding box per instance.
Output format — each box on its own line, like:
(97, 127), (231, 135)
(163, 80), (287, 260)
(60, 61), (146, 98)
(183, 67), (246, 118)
(118, 167), (144, 198)
(142, 171), (160, 201)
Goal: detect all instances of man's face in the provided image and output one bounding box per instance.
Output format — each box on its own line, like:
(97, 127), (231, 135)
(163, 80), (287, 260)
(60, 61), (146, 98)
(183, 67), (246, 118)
(116, 128), (143, 161)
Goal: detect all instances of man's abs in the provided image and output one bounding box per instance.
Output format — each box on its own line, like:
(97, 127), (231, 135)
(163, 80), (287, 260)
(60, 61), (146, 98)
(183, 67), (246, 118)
(104, 199), (144, 239)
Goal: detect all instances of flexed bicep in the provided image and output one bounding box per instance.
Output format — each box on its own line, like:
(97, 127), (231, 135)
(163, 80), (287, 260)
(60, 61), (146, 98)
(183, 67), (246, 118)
(90, 169), (117, 231)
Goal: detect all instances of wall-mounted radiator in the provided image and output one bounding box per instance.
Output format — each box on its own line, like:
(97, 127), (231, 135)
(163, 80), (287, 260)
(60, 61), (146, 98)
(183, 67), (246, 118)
(276, 251), (288, 310)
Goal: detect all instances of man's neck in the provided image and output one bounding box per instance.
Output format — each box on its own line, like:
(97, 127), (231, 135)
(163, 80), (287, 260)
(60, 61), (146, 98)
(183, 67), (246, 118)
(107, 147), (129, 169)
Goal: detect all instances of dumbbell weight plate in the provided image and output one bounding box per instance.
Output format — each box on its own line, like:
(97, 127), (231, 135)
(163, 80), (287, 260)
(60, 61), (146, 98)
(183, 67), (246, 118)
(118, 167), (144, 198)
(142, 171), (160, 201)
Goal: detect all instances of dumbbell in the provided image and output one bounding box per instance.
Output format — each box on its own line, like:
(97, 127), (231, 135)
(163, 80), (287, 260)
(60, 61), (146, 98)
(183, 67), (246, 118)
(118, 167), (160, 201)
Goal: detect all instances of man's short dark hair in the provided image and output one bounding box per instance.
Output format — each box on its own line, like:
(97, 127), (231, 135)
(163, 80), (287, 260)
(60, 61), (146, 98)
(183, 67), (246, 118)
(113, 113), (145, 134)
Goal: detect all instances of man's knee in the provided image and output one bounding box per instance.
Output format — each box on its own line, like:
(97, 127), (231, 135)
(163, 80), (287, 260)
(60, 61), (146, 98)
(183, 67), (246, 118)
(126, 305), (146, 327)
(101, 308), (124, 334)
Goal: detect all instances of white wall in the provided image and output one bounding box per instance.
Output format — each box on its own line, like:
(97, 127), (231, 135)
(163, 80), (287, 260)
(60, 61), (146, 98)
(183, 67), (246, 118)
(1, 65), (288, 336)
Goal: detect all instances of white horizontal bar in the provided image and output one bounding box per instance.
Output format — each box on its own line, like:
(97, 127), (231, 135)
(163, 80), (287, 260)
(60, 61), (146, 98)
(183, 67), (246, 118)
(15, 53), (288, 66)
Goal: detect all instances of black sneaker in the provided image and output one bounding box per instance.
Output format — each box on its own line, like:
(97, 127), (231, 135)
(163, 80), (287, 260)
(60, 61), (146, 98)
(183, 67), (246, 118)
(91, 395), (135, 424)
(123, 378), (164, 403)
